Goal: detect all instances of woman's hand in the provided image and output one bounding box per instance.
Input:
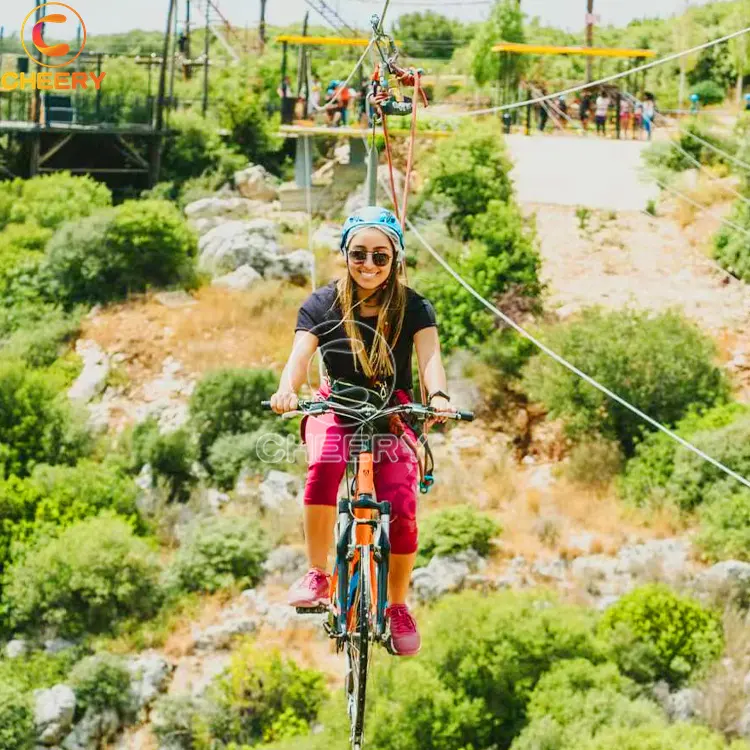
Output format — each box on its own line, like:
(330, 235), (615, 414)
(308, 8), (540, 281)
(270, 390), (299, 415)
(426, 395), (453, 428)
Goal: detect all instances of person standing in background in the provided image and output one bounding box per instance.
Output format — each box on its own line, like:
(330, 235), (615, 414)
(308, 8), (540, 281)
(643, 92), (656, 140)
(594, 89), (610, 136)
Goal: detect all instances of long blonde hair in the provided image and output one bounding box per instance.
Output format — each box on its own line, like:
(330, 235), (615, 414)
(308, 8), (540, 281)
(336, 261), (407, 383)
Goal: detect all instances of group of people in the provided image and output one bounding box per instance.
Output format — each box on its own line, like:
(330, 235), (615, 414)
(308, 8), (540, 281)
(536, 89), (657, 139)
(277, 75), (369, 127)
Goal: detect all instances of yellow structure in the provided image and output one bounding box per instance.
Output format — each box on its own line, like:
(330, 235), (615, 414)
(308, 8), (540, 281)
(279, 124), (451, 139)
(492, 42), (656, 58)
(276, 35), (401, 48)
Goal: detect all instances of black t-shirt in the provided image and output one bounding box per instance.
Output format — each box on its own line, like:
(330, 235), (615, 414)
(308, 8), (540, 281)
(295, 281), (438, 392)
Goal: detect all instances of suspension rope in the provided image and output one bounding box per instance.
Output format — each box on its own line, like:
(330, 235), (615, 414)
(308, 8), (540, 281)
(404, 215), (750, 492)
(440, 25), (750, 119)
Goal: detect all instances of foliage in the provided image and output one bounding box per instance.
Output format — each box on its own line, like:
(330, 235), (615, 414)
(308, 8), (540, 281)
(511, 659), (664, 750)
(618, 402), (748, 508)
(564, 438), (625, 490)
(582, 722), (749, 750)
(697, 490), (750, 563)
(207, 430), (268, 490)
(0, 680), (34, 750)
(4, 514), (162, 637)
(367, 591), (601, 750)
(166, 515), (269, 594)
(416, 506), (500, 567)
(691, 80), (726, 105)
(598, 584), (723, 687)
(0, 173), (111, 232)
(394, 12), (471, 59)
(152, 693), (208, 750)
(131, 417), (198, 503)
(189, 368), (279, 463)
(521, 308), (728, 455)
(0, 359), (91, 479)
(69, 653), (134, 721)
(470, 0), (525, 86)
(0, 306), (82, 369)
(205, 643), (326, 745)
(39, 199), (197, 309)
(419, 120), (515, 239)
(714, 199), (750, 283)
(644, 120), (733, 173)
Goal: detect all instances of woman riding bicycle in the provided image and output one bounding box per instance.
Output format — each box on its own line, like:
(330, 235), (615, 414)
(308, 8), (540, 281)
(269, 206), (453, 656)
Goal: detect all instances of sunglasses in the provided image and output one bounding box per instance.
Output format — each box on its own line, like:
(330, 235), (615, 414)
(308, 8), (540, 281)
(347, 249), (393, 267)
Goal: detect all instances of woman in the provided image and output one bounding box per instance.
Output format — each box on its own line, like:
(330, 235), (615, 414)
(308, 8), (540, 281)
(270, 206), (453, 656)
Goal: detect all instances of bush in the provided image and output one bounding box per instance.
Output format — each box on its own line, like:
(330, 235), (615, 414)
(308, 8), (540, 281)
(166, 515), (269, 594)
(418, 200), (543, 352)
(416, 506), (500, 567)
(582, 722), (747, 750)
(598, 584), (723, 687)
(131, 417), (198, 503)
(40, 199), (197, 309)
(0, 649), (81, 695)
(0, 173), (111, 232)
(697, 490), (750, 562)
(4, 514), (162, 637)
(521, 308), (728, 455)
(564, 438), (625, 489)
(691, 80), (726, 106)
(152, 694), (208, 750)
(206, 643), (326, 745)
(367, 591), (601, 750)
(0, 680), (34, 750)
(419, 119), (515, 239)
(511, 659), (664, 750)
(69, 653), (134, 721)
(714, 199), (750, 282)
(189, 368), (279, 462)
(0, 307), (82, 368)
(0, 359), (91, 479)
(207, 430), (266, 490)
(618, 402), (747, 508)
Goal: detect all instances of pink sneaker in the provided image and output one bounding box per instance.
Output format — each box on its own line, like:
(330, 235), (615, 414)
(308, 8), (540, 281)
(386, 604), (421, 656)
(288, 568), (331, 608)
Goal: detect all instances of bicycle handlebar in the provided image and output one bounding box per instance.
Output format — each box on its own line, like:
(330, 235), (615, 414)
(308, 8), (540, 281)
(260, 399), (474, 423)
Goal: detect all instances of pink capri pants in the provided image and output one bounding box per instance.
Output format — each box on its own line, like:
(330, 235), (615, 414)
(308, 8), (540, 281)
(301, 386), (420, 555)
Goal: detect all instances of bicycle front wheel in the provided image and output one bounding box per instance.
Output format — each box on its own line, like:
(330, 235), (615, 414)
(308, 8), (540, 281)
(345, 547), (371, 749)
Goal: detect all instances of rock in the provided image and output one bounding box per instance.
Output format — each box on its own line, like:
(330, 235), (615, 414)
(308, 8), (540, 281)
(134, 463), (157, 516)
(211, 264), (262, 291)
(61, 707), (119, 750)
(615, 538), (691, 581)
(193, 616), (258, 651)
(571, 555), (622, 596)
(5, 638), (28, 658)
(259, 470), (302, 513)
(153, 290), (197, 308)
(68, 340), (110, 404)
(738, 704), (750, 740)
(567, 532), (596, 555)
(262, 546), (307, 583)
(411, 550), (482, 603)
(34, 685), (76, 746)
(311, 223), (342, 253)
(204, 488), (231, 512)
(666, 688), (701, 721)
(44, 639), (75, 655)
(235, 165), (279, 202)
(234, 465), (257, 499)
(184, 196), (266, 220)
(197, 220), (280, 277)
(445, 351), (483, 414)
(594, 594), (621, 611)
(275, 212), (309, 234)
(697, 560), (750, 601)
(127, 653), (174, 714)
(266, 249), (314, 285)
(532, 558), (568, 581)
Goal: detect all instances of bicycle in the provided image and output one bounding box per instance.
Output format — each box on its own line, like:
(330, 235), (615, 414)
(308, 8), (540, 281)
(262, 396), (474, 750)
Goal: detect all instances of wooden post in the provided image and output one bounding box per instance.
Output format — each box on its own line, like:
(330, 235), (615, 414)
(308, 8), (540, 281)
(152, 0), (176, 185)
(260, 0), (267, 53)
(202, 5), (210, 116)
(96, 54), (102, 119)
(526, 88), (532, 135)
(585, 0), (594, 83)
(615, 92), (621, 139)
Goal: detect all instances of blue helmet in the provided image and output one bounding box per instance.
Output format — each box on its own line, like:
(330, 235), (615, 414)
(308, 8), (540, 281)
(340, 206), (405, 260)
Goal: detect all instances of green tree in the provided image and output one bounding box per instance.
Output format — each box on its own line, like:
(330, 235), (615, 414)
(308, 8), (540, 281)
(470, 0), (525, 86)
(394, 12), (468, 59)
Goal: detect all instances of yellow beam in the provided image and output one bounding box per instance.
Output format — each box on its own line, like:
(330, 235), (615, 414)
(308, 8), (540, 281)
(279, 124), (451, 139)
(276, 35), (376, 47)
(492, 42), (657, 58)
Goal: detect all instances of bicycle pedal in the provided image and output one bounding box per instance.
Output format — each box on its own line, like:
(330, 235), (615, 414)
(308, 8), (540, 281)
(295, 605), (329, 614)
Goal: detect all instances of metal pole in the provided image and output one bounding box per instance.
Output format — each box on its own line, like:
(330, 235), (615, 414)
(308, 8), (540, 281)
(202, 4), (209, 116)
(526, 87), (531, 135)
(260, 0), (267, 52)
(96, 53), (102, 119)
(185, 0), (191, 59)
(32, 3), (42, 125)
(367, 143), (378, 205)
(168, 0), (179, 110)
(615, 91), (621, 139)
(585, 0), (594, 83)
(155, 0), (175, 132)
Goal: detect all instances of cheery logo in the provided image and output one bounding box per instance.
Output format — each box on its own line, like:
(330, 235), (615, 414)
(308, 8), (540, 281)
(21, 3), (86, 68)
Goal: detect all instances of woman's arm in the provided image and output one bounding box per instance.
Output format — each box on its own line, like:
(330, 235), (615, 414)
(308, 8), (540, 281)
(414, 327), (452, 422)
(271, 331), (319, 414)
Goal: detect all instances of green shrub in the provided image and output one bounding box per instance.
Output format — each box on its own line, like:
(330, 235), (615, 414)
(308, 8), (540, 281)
(691, 80), (726, 106)
(0, 359), (91, 479)
(207, 430), (267, 490)
(419, 119), (514, 239)
(367, 591), (601, 750)
(189, 368), (279, 462)
(511, 659), (664, 750)
(582, 722), (748, 750)
(131, 417), (198, 503)
(151, 694), (208, 750)
(206, 643), (326, 745)
(4, 514), (162, 637)
(521, 308), (728, 455)
(416, 506), (500, 567)
(598, 584), (723, 687)
(0, 307), (82, 368)
(697, 490), (750, 562)
(564, 438), (625, 489)
(0, 649), (81, 695)
(618, 402), (747, 508)
(40, 199), (197, 309)
(0, 173), (111, 232)
(69, 653), (134, 721)
(418, 200), (542, 352)
(166, 515), (269, 594)
(714, 199), (750, 282)
(0, 680), (34, 750)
